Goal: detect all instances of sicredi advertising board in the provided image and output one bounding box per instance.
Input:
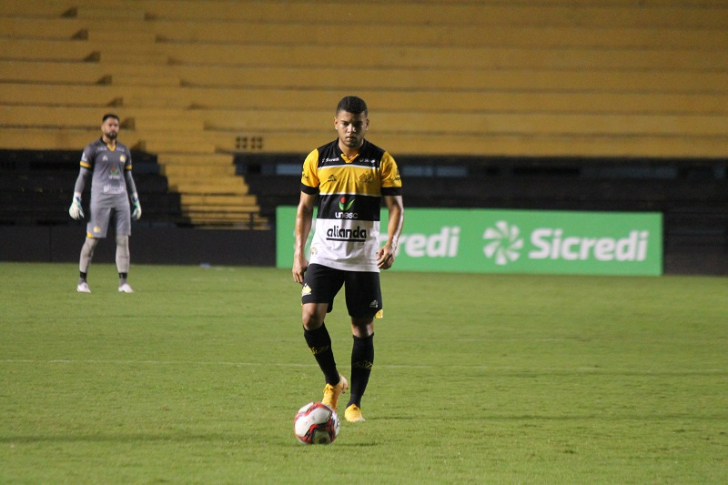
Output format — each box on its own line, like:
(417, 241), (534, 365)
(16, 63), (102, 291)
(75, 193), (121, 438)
(276, 207), (663, 276)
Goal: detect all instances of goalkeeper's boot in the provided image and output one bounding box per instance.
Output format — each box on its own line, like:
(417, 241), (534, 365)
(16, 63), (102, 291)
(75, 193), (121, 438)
(118, 283), (134, 293)
(321, 375), (348, 412)
(345, 404), (365, 423)
(77, 281), (91, 293)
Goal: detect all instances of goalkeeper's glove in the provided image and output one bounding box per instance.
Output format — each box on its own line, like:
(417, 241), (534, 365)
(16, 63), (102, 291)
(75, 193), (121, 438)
(131, 193), (142, 221)
(68, 192), (84, 220)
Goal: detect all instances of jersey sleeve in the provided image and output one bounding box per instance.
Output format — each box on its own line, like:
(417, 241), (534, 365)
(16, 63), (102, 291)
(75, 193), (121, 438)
(123, 148), (133, 171)
(380, 151), (402, 196)
(80, 145), (94, 169)
(300, 149), (320, 195)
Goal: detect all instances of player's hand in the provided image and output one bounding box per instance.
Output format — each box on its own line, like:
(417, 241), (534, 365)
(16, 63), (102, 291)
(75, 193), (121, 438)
(292, 255), (309, 284)
(131, 194), (142, 221)
(377, 243), (396, 270)
(68, 192), (84, 220)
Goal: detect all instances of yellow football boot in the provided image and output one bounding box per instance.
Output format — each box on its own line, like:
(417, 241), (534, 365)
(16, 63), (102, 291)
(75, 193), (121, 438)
(321, 375), (348, 412)
(345, 404), (366, 423)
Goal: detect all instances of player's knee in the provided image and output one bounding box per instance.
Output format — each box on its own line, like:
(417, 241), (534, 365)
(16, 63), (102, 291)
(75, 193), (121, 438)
(302, 307), (325, 330)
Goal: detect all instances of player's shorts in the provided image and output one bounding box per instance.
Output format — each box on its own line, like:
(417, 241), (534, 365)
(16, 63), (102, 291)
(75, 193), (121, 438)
(86, 195), (131, 238)
(301, 263), (382, 319)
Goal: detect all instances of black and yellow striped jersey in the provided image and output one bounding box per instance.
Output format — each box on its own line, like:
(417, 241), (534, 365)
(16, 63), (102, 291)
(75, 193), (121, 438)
(301, 139), (402, 272)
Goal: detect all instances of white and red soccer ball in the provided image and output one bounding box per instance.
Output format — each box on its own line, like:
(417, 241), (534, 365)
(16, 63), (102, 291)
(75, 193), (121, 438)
(294, 402), (340, 445)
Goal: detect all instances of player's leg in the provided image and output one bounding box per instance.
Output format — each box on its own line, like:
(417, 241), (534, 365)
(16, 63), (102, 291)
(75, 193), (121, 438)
(78, 203), (110, 292)
(301, 264), (348, 410)
(116, 235), (133, 292)
(345, 318), (374, 422)
(343, 271), (381, 422)
(77, 235), (99, 292)
(114, 199), (133, 292)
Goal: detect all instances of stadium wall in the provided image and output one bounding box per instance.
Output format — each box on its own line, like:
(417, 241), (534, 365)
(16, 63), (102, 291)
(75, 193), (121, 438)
(1, 225), (727, 276)
(0, 226), (275, 267)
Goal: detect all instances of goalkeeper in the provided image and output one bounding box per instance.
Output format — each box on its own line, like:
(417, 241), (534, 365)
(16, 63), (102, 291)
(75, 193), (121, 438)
(69, 113), (141, 293)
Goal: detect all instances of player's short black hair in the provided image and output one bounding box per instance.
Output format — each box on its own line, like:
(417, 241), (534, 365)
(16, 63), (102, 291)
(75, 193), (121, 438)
(336, 96), (368, 116)
(102, 113), (119, 122)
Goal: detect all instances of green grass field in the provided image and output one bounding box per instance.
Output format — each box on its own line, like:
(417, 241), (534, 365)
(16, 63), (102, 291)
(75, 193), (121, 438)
(1, 262), (727, 484)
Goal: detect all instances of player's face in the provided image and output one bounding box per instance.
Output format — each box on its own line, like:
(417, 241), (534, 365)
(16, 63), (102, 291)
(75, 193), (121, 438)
(335, 111), (368, 150)
(101, 117), (120, 141)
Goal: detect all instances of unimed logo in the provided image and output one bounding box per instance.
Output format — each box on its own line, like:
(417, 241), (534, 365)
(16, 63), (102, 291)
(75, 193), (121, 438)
(482, 221), (651, 265)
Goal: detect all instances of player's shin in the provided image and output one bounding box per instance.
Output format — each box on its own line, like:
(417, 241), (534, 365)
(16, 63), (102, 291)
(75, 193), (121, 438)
(303, 323), (340, 386)
(348, 333), (374, 408)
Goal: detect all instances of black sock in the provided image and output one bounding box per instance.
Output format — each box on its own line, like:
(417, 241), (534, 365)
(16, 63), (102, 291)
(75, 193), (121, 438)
(303, 324), (340, 386)
(119, 272), (128, 281)
(348, 334), (374, 408)
(79, 271), (87, 282)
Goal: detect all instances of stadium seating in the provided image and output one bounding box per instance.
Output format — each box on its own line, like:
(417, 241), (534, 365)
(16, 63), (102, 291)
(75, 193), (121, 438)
(0, 0), (726, 229)
(0, 149), (188, 227)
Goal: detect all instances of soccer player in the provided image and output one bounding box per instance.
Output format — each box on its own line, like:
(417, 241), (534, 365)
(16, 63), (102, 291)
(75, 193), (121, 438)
(68, 113), (142, 293)
(292, 96), (404, 423)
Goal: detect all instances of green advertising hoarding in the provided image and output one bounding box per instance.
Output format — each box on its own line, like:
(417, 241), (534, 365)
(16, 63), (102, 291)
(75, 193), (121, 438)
(276, 207), (663, 276)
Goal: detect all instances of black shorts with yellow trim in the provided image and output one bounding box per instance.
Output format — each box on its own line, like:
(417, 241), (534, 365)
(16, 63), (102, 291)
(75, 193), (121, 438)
(301, 263), (383, 319)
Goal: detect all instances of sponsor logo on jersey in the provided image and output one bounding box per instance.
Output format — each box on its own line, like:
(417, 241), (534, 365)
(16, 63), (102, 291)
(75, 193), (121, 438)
(335, 196), (358, 219)
(326, 225), (367, 242)
(338, 196), (354, 211)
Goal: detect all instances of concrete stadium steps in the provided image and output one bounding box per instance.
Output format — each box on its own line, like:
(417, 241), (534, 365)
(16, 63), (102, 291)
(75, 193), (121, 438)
(3, 82), (727, 117)
(2, 126), (727, 158)
(2, 60), (725, 94)
(4, 16), (727, 51)
(182, 194), (257, 206)
(154, 152), (258, 226)
(162, 43), (726, 70)
(79, 1), (728, 29)
(1, 0), (726, 189)
(7, 105), (724, 141)
(4, 38), (725, 71)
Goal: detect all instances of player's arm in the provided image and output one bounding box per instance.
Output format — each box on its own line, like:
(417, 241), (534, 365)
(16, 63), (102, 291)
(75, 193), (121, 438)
(293, 191), (316, 284)
(378, 195), (404, 270)
(68, 167), (90, 220)
(124, 170), (142, 221)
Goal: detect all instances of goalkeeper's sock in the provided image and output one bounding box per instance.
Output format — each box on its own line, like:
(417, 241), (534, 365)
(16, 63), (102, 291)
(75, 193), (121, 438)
(303, 324), (340, 386)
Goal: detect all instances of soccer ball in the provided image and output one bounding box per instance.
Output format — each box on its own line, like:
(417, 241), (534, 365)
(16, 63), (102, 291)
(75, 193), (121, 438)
(294, 402), (340, 445)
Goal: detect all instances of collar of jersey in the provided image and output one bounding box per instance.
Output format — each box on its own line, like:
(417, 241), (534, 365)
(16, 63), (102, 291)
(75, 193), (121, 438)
(340, 139), (368, 163)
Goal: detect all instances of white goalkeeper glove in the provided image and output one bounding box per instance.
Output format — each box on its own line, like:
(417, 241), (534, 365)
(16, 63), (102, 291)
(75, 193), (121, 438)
(68, 192), (84, 220)
(131, 193), (142, 221)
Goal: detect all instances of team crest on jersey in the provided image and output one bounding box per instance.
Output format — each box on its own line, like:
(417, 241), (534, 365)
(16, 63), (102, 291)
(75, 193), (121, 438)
(359, 172), (374, 184)
(102, 155), (108, 161)
(120, 155), (126, 162)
